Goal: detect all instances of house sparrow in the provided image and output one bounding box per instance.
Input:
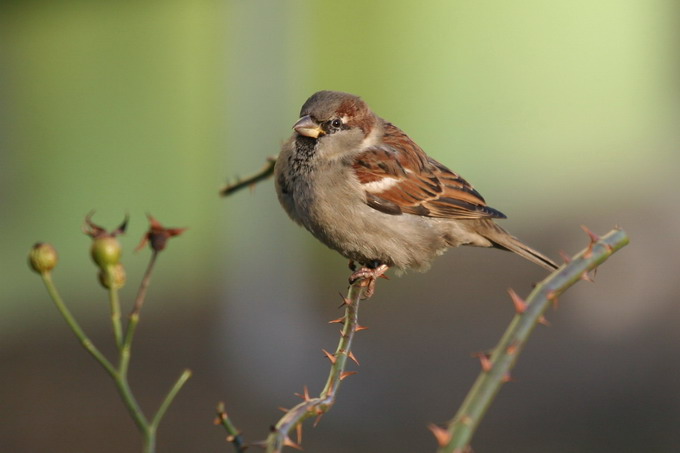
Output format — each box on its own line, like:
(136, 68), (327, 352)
(275, 90), (557, 295)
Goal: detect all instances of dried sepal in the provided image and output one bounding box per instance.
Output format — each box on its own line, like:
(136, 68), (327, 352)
(136, 214), (186, 252)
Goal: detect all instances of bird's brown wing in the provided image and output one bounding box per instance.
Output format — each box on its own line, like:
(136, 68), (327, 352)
(351, 123), (506, 220)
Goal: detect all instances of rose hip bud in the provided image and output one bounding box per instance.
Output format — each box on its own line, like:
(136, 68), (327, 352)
(98, 263), (126, 289)
(90, 236), (122, 268)
(29, 242), (59, 274)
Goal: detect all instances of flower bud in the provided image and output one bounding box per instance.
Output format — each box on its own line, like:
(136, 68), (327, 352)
(98, 263), (126, 289)
(90, 236), (122, 268)
(29, 243), (58, 274)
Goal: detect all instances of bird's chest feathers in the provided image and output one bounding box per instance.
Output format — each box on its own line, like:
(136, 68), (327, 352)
(292, 161), (360, 231)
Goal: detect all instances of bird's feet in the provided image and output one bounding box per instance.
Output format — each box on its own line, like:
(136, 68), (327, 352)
(349, 263), (389, 299)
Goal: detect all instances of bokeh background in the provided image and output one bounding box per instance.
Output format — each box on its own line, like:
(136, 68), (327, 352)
(2, 1), (679, 452)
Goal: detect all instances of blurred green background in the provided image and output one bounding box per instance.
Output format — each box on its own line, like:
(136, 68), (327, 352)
(2, 1), (679, 452)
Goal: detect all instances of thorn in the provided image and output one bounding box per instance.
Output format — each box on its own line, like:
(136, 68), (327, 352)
(328, 316), (345, 324)
(459, 415), (473, 425)
(249, 440), (267, 449)
(213, 417), (221, 425)
(340, 371), (358, 380)
(313, 412), (325, 427)
(348, 351), (360, 366)
(580, 271), (595, 283)
(428, 423), (452, 447)
(322, 349), (337, 364)
(294, 386), (310, 401)
(505, 341), (519, 355)
(379, 273), (390, 280)
(473, 352), (492, 372)
(546, 290), (559, 310)
(581, 225), (600, 243)
(278, 406), (289, 413)
(507, 288), (527, 314)
(581, 226), (599, 259)
(538, 315), (551, 326)
(502, 372), (514, 383)
(283, 436), (303, 450)
(355, 325), (369, 332)
(296, 423), (303, 446)
(583, 243), (594, 259)
(558, 250), (572, 264)
(337, 293), (351, 308)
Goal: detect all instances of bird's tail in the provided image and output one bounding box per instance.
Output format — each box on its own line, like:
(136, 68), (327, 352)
(483, 223), (558, 271)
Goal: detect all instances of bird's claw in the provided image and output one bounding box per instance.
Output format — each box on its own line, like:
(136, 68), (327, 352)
(349, 264), (389, 299)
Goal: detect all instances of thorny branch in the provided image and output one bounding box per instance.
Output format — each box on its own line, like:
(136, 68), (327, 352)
(431, 227), (629, 452)
(217, 281), (367, 452)
(219, 160), (629, 453)
(219, 156), (277, 197)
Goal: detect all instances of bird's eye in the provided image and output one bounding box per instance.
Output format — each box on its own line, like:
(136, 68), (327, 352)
(331, 119), (342, 128)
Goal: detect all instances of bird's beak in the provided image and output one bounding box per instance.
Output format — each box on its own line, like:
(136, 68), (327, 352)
(293, 115), (324, 138)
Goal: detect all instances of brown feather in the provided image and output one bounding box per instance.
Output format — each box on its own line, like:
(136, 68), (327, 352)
(352, 123), (506, 220)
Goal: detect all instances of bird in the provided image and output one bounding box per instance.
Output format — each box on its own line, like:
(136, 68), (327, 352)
(274, 90), (557, 296)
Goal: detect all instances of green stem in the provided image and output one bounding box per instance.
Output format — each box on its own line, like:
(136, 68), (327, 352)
(109, 286), (123, 350)
(39, 247), (190, 453)
(440, 228), (629, 452)
(41, 272), (116, 377)
(151, 369), (192, 429)
(112, 371), (150, 433)
(143, 428), (156, 453)
(216, 403), (247, 453)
